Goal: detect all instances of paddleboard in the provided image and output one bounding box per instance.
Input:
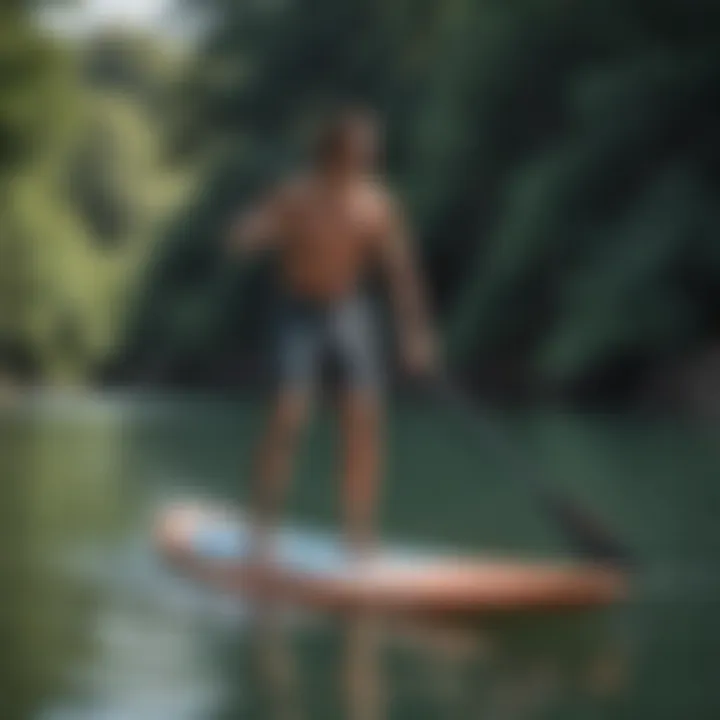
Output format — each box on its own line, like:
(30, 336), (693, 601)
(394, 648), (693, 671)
(155, 503), (627, 617)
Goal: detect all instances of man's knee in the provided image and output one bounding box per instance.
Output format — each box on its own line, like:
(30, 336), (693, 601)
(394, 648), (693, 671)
(268, 392), (309, 448)
(343, 389), (381, 419)
(340, 390), (382, 446)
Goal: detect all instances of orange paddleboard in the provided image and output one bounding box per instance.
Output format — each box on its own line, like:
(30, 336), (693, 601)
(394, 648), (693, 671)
(155, 503), (628, 617)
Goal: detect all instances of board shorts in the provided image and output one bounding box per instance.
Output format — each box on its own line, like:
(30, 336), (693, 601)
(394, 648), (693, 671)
(273, 292), (384, 395)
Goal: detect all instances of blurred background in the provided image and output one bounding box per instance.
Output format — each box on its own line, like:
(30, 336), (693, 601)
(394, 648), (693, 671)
(2, 0), (719, 412)
(1, 1), (720, 719)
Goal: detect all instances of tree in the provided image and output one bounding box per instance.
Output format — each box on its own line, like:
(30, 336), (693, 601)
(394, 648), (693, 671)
(0, 11), (189, 384)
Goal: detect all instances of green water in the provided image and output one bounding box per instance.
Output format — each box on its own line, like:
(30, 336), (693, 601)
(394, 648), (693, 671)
(1, 393), (719, 719)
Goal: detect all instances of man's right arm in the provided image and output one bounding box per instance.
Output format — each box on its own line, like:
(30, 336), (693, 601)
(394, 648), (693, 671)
(225, 186), (287, 257)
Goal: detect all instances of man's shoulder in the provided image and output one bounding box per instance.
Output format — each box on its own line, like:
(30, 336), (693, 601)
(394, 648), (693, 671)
(360, 176), (394, 200)
(357, 177), (397, 216)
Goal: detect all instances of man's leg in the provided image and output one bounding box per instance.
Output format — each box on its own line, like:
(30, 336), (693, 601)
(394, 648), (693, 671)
(250, 389), (310, 558)
(331, 296), (384, 556)
(250, 299), (319, 558)
(338, 387), (382, 556)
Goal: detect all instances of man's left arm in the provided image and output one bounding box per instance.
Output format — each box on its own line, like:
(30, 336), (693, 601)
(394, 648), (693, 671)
(377, 196), (439, 376)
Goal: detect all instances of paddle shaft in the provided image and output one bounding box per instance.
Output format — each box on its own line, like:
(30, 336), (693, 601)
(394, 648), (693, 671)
(426, 372), (635, 568)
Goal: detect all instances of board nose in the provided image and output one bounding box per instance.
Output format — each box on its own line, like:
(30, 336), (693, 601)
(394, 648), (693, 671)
(154, 503), (203, 559)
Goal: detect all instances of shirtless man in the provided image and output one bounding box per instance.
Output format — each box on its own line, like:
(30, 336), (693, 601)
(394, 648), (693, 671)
(227, 107), (437, 557)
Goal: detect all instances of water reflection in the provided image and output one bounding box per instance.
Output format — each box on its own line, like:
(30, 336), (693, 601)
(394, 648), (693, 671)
(0, 399), (125, 720)
(233, 608), (630, 720)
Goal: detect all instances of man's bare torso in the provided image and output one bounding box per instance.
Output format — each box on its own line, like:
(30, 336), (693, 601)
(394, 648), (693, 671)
(273, 175), (391, 302)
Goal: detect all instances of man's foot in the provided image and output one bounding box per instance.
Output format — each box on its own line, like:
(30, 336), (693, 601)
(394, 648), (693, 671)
(345, 535), (379, 581)
(245, 516), (278, 578)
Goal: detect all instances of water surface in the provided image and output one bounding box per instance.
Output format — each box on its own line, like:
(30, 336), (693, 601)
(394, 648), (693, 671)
(1, 393), (719, 719)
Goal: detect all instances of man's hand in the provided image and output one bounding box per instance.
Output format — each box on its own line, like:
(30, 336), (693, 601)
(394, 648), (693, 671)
(224, 186), (287, 257)
(400, 327), (440, 378)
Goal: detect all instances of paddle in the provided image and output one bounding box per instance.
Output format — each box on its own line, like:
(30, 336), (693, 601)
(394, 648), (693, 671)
(424, 372), (636, 569)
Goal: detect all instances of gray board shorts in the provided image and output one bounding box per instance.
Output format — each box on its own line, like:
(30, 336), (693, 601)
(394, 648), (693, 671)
(273, 290), (384, 394)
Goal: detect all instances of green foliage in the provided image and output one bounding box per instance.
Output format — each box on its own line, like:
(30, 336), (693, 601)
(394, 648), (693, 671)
(0, 13), (189, 383)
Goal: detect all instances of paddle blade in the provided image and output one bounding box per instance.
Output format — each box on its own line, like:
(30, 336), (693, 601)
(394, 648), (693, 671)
(538, 487), (636, 569)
